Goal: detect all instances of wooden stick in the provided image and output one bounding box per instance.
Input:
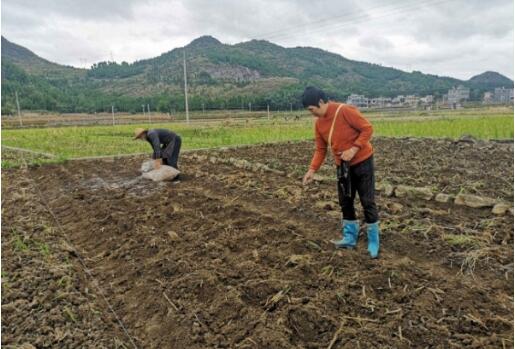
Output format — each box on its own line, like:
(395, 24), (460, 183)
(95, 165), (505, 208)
(341, 315), (378, 323)
(162, 292), (179, 311)
(386, 308), (402, 315)
(327, 327), (342, 349)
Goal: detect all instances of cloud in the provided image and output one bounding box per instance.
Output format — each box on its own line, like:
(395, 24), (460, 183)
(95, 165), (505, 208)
(1, 0), (513, 79)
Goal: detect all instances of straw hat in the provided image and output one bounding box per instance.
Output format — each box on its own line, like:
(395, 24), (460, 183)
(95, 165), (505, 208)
(134, 128), (147, 140)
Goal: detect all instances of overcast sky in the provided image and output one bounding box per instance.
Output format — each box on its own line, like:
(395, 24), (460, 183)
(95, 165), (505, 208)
(2, 0), (513, 80)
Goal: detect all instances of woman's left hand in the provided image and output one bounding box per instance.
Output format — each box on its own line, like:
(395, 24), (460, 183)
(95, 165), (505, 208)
(340, 146), (359, 161)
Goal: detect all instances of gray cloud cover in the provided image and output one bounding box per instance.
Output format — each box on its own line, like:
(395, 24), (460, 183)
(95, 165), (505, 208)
(2, 0), (513, 79)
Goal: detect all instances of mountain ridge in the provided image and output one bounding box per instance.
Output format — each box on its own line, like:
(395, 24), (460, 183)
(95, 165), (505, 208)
(2, 35), (513, 113)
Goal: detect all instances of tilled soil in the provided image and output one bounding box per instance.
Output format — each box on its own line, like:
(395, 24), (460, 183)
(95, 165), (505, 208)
(219, 137), (514, 201)
(2, 138), (513, 348)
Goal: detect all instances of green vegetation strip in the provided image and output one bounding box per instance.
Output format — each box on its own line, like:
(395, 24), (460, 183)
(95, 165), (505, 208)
(2, 115), (513, 164)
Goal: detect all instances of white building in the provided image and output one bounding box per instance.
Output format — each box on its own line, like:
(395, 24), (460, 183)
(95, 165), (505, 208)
(483, 91), (494, 104)
(447, 85), (470, 105)
(405, 95), (419, 106)
(493, 87), (514, 104)
(420, 95), (433, 104)
(368, 97), (392, 108)
(391, 95), (405, 105)
(346, 94), (368, 108)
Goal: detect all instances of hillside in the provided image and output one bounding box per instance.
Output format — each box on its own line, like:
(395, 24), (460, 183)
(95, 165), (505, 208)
(1, 36), (85, 79)
(468, 71), (514, 89)
(2, 35), (513, 114)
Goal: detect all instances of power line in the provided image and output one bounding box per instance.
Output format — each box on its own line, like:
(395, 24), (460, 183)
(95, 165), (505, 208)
(256, 0), (409, 40)
(259, 0), (450, 42)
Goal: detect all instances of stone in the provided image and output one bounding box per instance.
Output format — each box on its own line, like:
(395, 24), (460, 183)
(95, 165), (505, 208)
(383, 184), (395, 197)
(167, 231), (181, 241)
(454, 194), (497, 208)
(492, 203), (511, 215)
(388, 202), (404, 214)
(416, 207), (449, 216)
(435, 193), (452, 203)
(395, 185), (433, 201)
(18, 344), (36, 349)
(285, 254), (311, 267)
(458, 134), (478, 144)
(315, 201), (337, 211)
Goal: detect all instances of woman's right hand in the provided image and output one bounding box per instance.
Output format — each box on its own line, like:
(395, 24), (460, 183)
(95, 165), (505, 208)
(303, 169), (315, 186)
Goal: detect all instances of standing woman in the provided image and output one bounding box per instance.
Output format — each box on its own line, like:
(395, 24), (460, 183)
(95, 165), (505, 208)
(301, 87), (380, 258)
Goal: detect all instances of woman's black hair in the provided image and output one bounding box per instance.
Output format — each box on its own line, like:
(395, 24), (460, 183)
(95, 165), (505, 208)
(301, 86), (328, 108)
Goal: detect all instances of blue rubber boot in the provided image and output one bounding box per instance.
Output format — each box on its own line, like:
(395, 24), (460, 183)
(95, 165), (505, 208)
(333, 220), (359, 249)
(367, 222), (380, 259)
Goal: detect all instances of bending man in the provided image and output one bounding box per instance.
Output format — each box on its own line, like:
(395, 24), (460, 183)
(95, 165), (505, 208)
(134, 128), (182, 172)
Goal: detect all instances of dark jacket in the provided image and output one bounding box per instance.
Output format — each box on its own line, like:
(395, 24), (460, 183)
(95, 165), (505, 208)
(146, 129), (178, 159)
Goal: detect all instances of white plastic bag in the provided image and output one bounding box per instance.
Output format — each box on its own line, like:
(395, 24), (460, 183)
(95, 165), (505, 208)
(142, 163), (180, 182)
(140, 160), (155, 173)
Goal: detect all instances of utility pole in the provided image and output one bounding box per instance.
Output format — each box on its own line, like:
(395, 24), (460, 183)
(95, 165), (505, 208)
(111, 105), (115, 126)
(183, 49), (190, 123)
(142, 104), (146, 118)
(147, 104), (151, 123)
(202, 103), (205, 115)
(267, 104), (270, 120)
(15, 91), (22, 126)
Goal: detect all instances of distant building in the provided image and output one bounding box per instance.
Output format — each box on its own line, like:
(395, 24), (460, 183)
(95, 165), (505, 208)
(483, 91), (494, 104)
(493, 87), (514, 104)
(447, 85), (470, 105)
(346, 94), (368, 108)
(368, 97), (391, 108)
(391, 95), (405, 105)
(405, 95), (419, 106)
(420, 95), (433, 104)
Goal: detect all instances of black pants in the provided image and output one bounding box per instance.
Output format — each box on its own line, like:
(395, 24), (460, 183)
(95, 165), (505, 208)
(161, 136), (182, 169)
(337, 155), (378, 224)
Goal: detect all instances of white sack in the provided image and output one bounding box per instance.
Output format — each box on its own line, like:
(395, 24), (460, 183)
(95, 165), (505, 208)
(142, 165), (180, 182)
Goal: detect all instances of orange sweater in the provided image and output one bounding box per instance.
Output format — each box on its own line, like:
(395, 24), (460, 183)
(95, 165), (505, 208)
(309, 102), (374, 171)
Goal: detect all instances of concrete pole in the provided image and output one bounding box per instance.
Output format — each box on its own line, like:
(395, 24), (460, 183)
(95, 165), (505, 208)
(15, 91), (22, 126)
(183, 49), (190, 123)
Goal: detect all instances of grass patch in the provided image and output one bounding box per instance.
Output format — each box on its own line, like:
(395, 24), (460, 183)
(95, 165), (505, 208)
(2, 108), (512, 166)
(11, 229), (29, 252)
(1, 271), (9, 290)
(36, 241), (51, 258)
(374, 115), (513, 139)
(443, 234), (482, 248)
